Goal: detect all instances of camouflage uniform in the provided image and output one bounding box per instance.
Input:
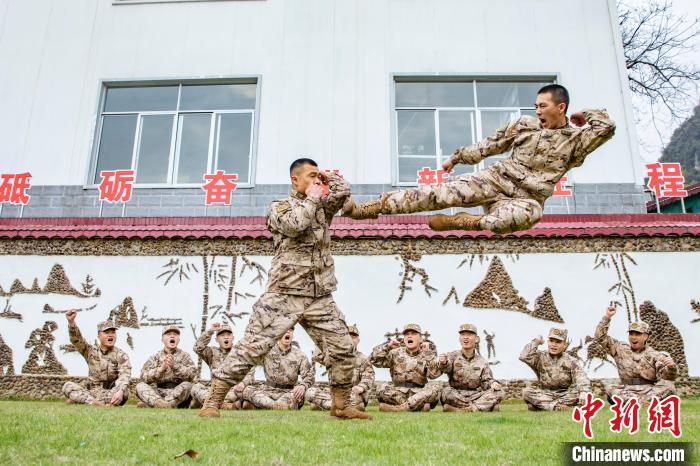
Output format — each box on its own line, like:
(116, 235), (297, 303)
(213, 174), (356, 390)
(190, 327), (239, 406)
(136, 346), (196, 407)
(370, 337), (441, 411)
(306, 347), (375, 410)
(519, 328), (591, 411)
(595, 317), (677, 403)
(374, 110), (615, 233)
(62, 321), (131, 405)
(240, 343), (315, 409)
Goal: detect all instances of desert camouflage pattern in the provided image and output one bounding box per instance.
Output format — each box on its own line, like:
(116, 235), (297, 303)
(306, 349), (375, 410)
(370, 342), (441, 410)
(61, 324), (131, 405)
(190, 329), (238, 405)
(380, 109), (615, 233)
(437, 350), (504, 411)
(595, 315), (678, 403)
(135, 348), (196, 407)
(519, 339), (591, 410)
(241, 343), (314, 409)
(266, 173), (349, 298)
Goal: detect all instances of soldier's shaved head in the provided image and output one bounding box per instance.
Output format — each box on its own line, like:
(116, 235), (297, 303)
(537, 84), (569, 113)
(289, 158), (318, 175)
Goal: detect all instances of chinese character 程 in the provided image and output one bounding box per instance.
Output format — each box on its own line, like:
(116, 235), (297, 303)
(572, 393), (604, 439)
(646, 162), (688, 198)
(0, 172), (32, 205)
(609, 395), (640, 434)
(553, 176), (573, 196)
(648, 395), (682, 438)
(202, 170), (238, 205)
(98, 170), (135, 203)
(417, 167), (448, 186)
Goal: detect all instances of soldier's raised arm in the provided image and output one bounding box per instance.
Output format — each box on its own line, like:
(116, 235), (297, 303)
(570, 109), (616, 167)
(267, 198), (320, 238)
(193, 329), (215, 366)
(448, 116), (535, 167)
(594, 306), (621, 356)
(66, 309), (91, 359)
(369, 341), (395, 368)
(174, 352), (197, 382)
(321, 172), (351, 220)
(140, 354), (165, 383)
(298, 355), (315, 389)
(519, 336), (543, 370)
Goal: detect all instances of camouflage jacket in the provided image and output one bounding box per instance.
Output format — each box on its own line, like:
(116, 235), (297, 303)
(243, 343), (315, 389)
(449, 109), (615, 200)
(519, 339), (591, 392)
(436, 350), (496, 391)
(69, 324), (131, 391)
(193, 329), (230, 372)
(266, 173), (350, 298)
(594, 316), (678, 383)
(140, 348), (197, 386)
(312, 348), (375, 392)
(370, 343), (440, 387)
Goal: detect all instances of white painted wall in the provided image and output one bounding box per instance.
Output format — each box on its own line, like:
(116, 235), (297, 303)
(1, 251), (697, 383)
(0, 0), (641, 187)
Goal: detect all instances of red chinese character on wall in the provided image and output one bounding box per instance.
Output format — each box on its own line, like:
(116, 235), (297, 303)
(648, 395), (682, 438)
(609, 395), (640, 434)
(553, 176), (573, 196)
(646, 162), (688, 197)
(0, 172), (32, 205)
(417, 167), (448, 186)
(202, 170), (238, 205)
(572, 393), (604, 439)
(98, 170), (135, 203)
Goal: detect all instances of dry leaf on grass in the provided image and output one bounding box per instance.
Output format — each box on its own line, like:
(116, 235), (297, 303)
(174, 449), (199, 459)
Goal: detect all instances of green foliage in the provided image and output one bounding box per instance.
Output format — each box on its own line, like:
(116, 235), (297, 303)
(660, 103), (700, 185)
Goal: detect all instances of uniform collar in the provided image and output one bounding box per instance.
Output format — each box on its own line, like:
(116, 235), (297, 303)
(276, 342), (292, 354)
(461, 349), (477, 360)
(291, 189), (306, 200)
(405, 347), (420, 357)
(99, 346), (113, 355)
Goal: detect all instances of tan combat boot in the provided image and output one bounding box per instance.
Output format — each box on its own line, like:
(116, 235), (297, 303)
(198, 378), (232, 418)
(221, 401), (237, 410)
(378, 402), (409, 412)
(189, 398), (202, 409)
(136, 401), (148, 408)
(428, 212), (483, 231)
(154, 399), (175, 409)
(272, 400), (292, 410)
(330, 386), (372, 420)
(241, 401), (255, 410)
(89, 399), (105, 407)
(442, 403), (477, 413)
(342, 198), (383, 220)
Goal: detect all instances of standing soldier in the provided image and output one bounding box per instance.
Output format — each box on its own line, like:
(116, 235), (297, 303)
(437, 324), (504, 412)
(237, 328), (314, 410)
(483, 330), (496, 359)
(595, 306), (677, 403)
(190, 323), (241, 409)
(519, 328), (590, 411)
(200, 158), (369, 420)
(306, 324), (375, 411)
(344, 85), (615, 234)
(136, 325), (196, 408)
(370, 324), (441, 412)
(61, 310), (131, 406)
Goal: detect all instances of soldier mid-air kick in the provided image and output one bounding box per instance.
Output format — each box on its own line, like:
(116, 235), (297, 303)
(344, 84), (615, 234)
(199, 158), (370, 420)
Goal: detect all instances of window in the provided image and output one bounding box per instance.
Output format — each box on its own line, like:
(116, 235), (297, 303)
(91, 80), (258, 186)
(394, 78), (553, 185)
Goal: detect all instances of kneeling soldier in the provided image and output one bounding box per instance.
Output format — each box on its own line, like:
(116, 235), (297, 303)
(239, 327), (315, 410)
(437, 324), (504, 412)
(370, 323), (441, 412)
(306, 324), (375, 411)
(596, 306), (677, 403)
(519, 328), (590, 411)
(62, 310), (131, 406)
(190, 323), (242, 409)
(136, 325), (196, 408)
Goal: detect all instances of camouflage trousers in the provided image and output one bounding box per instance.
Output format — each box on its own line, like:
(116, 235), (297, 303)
(213, 293), (354, 387)
(190, 382), (239, 405)
(62, 381), (128, 405)
(522, 386), (580, 411)
(380, 172), (544, 234)
(305, 386), (369, 410)
(242, 385), (304, 409)
(135, 381), (193, 407)
(441, 386), (504, 411)
(377, 383), (441, 411)
(604, 381), (677, 404)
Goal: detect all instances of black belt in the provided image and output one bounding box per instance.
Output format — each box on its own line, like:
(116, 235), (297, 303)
(621, 378), (654, 386)
(158, 382), (182, 389)
(267, 382), (295, 390)
(101, 380), (116, 390)
(395, 382), (425, 389)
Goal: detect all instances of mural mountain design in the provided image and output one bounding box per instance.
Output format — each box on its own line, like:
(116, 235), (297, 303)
(531, 287), (565, 323)
(463, 257), (529, 313)
(639, 300), (688, 377)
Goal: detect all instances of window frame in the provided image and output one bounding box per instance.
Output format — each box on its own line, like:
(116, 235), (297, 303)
(390, 74), (558, 187)
(85, 77), (261, 190)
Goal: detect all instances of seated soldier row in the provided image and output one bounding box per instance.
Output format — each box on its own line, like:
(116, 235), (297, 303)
(60, 305), (679, 411)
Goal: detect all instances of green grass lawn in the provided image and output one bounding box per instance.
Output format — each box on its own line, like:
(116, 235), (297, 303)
(0, 399), (697, 465)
